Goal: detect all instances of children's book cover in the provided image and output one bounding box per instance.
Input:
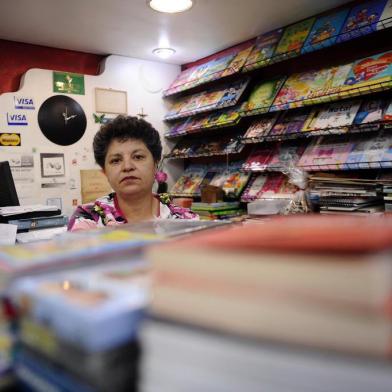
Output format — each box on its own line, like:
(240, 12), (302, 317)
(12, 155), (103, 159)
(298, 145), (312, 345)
(274, 18), (316, 57)
(198, 90), (225, 110)
(245, 77), (285, 112)
(217, 78), (250, 108)
(244, 114), (279, 139)
(243, 145), (277, 171)
(222, 165), (251, 198)
(222, 45), (253, 76)
(308, 135), (354, 169)
(380, 135), (392, 167)
(167, 66), (196, 92)
(203, 53), (236, 81)
(338, 0), (388, 42)
(258, 173), (287, 197)
(353, 98), (387, 125)
(170, 165), (208, 196)
(302, 8), (349, 53)
(268, 143), (307, 169)
(241, 173), (269, 201)
(343, 50), (392, 89)
(384, 99), (392, 121)
(166, 99), (187, 119)
(269, 109), (309, 137)
(360, 133), (392, 167)
(311, 100), (362, 130)
(216, 107), (241, 126)
(209, 164), (230, 188)
(244, 29), (284, 69)
(344, 134), (374, 168)
(297, 137), (322, 167)
(377, 0), (392, 29)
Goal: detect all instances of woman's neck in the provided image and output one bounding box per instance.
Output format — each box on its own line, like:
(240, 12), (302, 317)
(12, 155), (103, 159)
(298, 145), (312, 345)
(116, 192), (158, 223)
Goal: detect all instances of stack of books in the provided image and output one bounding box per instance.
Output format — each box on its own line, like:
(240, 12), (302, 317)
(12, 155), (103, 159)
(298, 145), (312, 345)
(308, 173), (389, 215)
(146, 214), (392, 357)
(191, 202), (244, 221)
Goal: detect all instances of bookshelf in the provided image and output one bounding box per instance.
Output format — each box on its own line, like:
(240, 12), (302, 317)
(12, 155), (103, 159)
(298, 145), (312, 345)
(163, 0), (392, 212)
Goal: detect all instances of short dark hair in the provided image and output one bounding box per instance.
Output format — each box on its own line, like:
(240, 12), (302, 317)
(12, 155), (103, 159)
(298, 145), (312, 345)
(93, 115), (162, 168)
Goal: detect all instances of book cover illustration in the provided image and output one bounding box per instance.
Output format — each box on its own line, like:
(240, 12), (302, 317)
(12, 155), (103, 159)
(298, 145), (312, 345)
(166, 119), (191, 137)
(268, 143), (307, 169)
(338, 0), (388, 42)
(342, 50), (392, 90)
(258, 173), (287, 197)
(268, 109), (310, 137)
(308, 100), (362, 131)
(360, 133), (392, 168)
(302, 8), (350, 53)
(198, 89), (225, 110)
(180, 93), (204, 113)
(344, 134), (375, 168)
(244, 29), (284, 70)
(215, 107), (241, 126)
(380, 135), (392, 167)
(216, 78), (250, 108)
(202, 53), (237, 82)
(297, 137), (325, 168)
(243, 77), (285, 114)
(377, 0), (392, 29)
(221, 45), (253, 76)
(241, 173), (268, 201)
(165, 99), (188, 119)
(243, 145), (277, 171)
(274, 18), (316, 57)
(222, 163), (251, 198)
(304, 135), (355, 169)
(353, 98), (388, 125)
(166, 66), (196, 93)
(243, 114), (279, 140)
(209, 164), (230, 188)
(170, 165), (208, 196)
(384, 99), (392, 121)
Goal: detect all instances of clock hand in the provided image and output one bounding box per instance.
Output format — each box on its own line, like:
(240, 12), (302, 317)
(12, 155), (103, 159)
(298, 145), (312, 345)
(66, 114), (77, 121)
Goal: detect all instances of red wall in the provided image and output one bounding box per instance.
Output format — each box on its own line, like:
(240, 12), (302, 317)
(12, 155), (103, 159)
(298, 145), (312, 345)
(0, 40), (105, 94)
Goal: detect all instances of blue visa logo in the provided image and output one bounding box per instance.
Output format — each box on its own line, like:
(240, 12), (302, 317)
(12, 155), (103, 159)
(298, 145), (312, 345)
(7, 113), (28, 126)
(14, 96), (35, 110)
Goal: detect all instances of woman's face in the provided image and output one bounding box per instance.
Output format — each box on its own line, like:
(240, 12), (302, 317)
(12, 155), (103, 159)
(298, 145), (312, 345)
(103, 138), (156, 197)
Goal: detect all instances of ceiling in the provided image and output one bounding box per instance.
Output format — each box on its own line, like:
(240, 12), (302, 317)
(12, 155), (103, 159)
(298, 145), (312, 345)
(0, 0), (350, 65)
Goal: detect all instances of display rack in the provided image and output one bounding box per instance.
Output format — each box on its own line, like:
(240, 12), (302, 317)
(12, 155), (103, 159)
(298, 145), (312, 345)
(242, 16), (392, 73)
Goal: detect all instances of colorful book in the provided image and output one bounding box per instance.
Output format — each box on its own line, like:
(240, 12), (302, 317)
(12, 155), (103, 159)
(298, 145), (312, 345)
(380, 135), (392, 167)
(268, 109), (309, 137)
(243, 114), (279, 140)
(353, 98), (387, 125)
(216, 78), (250, 108)
(243, 145), (277, 171)
(344, 134), (375, 168)
(215, 107), (241, 126)
(384, 99), (392, 121)
(377, 0), (392, 29)
(360, 133), (392, 168)
(268, 143), (307, 169)
(307, 100), (362, 130)
(221, 162), (251, 198)
(343, 50), (392, 90)
(338, 0), (388, 42)
(170, 164), (208, 196)
(244, 29), (284, 69)
(274, 18), (316, 57)
(241, 173), (269, 201)
(302, 8), (350, 53)
(258, 173), (287, 197)
(243, 77), (285, 113)
(221, 45), (253, 76)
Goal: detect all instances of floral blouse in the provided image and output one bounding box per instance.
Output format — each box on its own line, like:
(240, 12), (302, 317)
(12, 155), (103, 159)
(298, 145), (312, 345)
(68, 193), (198, 231)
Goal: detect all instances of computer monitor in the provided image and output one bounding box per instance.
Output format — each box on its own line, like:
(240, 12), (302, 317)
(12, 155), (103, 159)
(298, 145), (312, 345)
(0, 161), (20, 207)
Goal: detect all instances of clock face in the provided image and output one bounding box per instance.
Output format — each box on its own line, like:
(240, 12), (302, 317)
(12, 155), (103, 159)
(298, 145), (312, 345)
(38, 95), (87, 146)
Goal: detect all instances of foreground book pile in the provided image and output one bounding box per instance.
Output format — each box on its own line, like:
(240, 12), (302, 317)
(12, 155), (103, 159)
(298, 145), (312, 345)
(147, 214), (392, 357)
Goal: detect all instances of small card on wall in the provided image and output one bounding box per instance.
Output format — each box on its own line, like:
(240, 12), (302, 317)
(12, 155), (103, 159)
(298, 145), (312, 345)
(95, 88), (127, 115)
(53, 72), (85, 95)
(0, 133), (21, 146)
(80, 169), (112, 203)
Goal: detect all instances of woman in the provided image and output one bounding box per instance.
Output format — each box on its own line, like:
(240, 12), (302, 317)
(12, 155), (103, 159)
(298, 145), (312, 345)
(68, 116), (197, 231)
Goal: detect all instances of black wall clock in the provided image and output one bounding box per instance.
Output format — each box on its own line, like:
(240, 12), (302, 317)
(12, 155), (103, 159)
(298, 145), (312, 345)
(38, 95), (87, 146)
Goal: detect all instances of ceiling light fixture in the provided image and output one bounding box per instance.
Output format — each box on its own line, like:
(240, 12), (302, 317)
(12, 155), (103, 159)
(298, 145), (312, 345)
(152, 47), (176, 59)
(148, 0), (193, 13)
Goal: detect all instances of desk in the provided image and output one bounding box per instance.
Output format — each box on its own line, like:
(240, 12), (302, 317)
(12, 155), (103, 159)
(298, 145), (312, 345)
(141, 319), (392, 392)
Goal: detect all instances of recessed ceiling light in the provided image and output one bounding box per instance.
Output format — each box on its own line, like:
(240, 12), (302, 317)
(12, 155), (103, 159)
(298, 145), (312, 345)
(152, 48), (176, 59)
(148, 0), (193, 13)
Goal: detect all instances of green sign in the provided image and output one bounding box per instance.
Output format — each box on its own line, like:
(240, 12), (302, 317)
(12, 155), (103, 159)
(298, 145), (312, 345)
(53, 71), (85, 95)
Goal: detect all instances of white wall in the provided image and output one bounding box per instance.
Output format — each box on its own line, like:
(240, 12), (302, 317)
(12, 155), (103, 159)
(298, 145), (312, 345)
(0, 55), (181, 216)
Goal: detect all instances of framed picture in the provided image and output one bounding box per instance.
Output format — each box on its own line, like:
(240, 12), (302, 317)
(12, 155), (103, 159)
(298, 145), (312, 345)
(95, 88), (128, 115)
(40, 153), (65, 177)
(53, 72), (85, 95)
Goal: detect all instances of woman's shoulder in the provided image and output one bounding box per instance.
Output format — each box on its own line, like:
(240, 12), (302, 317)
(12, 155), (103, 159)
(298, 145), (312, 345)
(157, 193), (199, 220)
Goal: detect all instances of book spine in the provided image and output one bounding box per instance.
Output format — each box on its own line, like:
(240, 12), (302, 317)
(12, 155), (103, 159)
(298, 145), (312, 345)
(8, 216), (68, 231)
